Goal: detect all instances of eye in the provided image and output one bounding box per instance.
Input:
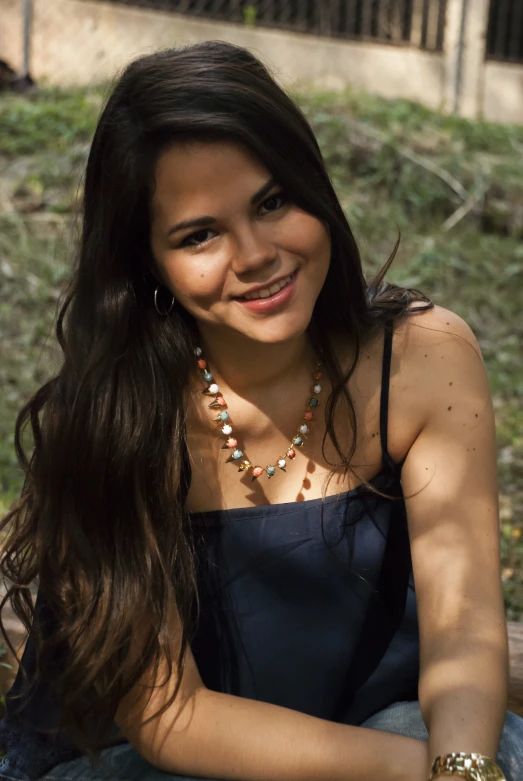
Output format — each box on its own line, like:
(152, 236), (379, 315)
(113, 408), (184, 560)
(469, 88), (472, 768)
(179, 229), (216, 248)
(260, 192), (287, 214)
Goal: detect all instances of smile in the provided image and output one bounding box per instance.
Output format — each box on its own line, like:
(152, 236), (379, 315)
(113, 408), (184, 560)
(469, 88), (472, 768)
(236, 271), (296, 301)
(234, 270), (298, 313)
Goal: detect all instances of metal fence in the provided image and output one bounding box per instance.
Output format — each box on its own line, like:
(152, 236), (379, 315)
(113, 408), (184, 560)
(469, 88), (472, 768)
(486, 0), (523, 63)
(100, 0), (448, 52)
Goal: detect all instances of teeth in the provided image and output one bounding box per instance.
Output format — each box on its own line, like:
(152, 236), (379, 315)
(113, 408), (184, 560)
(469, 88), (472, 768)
(244, 274), (292, 301)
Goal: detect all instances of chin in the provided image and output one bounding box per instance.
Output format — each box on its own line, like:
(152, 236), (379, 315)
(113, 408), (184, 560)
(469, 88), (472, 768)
(241, 317), (311, 345)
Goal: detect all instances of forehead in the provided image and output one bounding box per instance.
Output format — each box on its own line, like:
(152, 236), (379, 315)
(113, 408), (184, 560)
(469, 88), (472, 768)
(151, 140), (270, 220)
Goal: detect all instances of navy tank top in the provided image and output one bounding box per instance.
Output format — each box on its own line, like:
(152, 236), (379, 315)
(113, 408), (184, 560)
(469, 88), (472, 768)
(0, 320), (420, 778)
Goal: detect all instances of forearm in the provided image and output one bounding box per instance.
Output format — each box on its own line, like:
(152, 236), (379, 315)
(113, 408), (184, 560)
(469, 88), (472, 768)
(419, 626), (509, 762)
(137, 687), (430, 781)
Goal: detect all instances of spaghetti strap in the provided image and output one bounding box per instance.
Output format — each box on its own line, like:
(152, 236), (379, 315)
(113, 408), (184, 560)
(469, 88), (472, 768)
(379, 320), (397, 472)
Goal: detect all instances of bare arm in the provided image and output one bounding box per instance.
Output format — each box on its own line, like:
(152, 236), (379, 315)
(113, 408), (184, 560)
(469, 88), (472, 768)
(115, 611), (429, 781)
(400, 307), (509, 766)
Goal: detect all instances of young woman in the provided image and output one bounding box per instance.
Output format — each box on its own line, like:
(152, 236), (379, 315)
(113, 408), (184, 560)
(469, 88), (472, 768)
(0, 41), (521, 781)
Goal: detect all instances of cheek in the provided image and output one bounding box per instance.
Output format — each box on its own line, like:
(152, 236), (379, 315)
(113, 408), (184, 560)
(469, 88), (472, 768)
(300, 218), (331, 271)
(157, 254), (225, 308)
(284, 212), (330, 260)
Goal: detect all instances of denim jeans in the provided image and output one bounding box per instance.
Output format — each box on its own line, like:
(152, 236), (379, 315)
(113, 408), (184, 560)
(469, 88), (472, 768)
(0, 701), (522, 781)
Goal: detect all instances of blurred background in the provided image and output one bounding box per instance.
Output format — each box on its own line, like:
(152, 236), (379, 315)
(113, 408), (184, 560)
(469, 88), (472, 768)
(0, 0), (522, 639)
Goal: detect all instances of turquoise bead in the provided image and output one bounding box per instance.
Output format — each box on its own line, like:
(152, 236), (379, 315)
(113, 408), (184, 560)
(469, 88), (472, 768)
(267, 466), (276, 476)
(203, 371), (213, 382)
(232, 449), (243, 460)
(293, 436), (303, 446)
(219, 411), (229, 421)
(309, 398), (319, 407)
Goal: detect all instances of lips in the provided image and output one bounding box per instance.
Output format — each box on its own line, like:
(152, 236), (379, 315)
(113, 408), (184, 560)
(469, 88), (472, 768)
(234, 269), (298, 313)
(234, 271), (297, 301)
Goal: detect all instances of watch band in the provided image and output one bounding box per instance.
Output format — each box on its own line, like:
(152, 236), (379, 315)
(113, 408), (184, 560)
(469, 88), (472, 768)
(430, 753), (506, 781)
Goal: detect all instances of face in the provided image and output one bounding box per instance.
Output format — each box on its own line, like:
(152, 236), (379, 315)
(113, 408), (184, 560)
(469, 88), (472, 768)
(150, 140), (331, 345)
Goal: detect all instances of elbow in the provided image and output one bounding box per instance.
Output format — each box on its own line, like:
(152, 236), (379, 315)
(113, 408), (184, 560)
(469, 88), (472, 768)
(119, 686), (206, 774)
(418, 633), (509, 719)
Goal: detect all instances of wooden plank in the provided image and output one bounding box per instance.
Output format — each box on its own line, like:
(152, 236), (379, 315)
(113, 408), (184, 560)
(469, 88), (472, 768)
(361, 0), (374, 38)
(344, 0), (359, 36)
(385, 0), (405, 42)
(494, 0), (511, 60)
(190, 0), (210, 14)
(329, 0), (342, 37)
(257, 0), (276, 24)
(319, 0), (332, 36)
(508, 621), (523, 717)
(410, 0), (425, 47)
(375, 0), (387, 40)
(372, 0), (410, 44)
(279, 0), (294, 25)
(508, 0), (523, 61)
(293, 0), (310, 32)
(435, 0), (447, 51)
(424, 0), (440, 51)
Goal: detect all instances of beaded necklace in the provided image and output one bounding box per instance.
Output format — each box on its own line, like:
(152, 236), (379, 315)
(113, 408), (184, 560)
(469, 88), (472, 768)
(194, 347), (323, 481)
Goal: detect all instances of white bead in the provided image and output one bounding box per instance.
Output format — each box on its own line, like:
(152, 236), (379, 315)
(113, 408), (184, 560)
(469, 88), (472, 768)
(209, 383), (219, 394)
(222, 424), (232, 435)
(194, 347), (202, 356)
(300, 424), (309, 434)
(278, 459), (286, 469)
(313, 384), (321, 394)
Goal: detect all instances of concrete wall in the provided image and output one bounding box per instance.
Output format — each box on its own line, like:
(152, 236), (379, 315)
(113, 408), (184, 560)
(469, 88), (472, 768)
(484, 61), (523, 126)
(456, 0), (490, 119)
(1, 0), (522, 124)
(0, 0), (445, 106)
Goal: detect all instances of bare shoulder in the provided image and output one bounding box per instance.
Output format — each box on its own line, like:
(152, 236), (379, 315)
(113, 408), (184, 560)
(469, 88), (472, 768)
(393, 303), (491, 428)
(395, 303), (482, 356)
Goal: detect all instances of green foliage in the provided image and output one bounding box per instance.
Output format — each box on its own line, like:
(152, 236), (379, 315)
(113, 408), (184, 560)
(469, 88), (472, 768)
(0, 86), (104, 156)
(297, 87), (523, 154)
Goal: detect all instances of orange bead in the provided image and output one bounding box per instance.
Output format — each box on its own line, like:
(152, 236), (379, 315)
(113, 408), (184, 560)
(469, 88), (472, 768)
(197, 359), (207, 369)
(304, 411), (313, 421)
(226, 438), (237, 448)
(288, 449), (296, 459)
(217, 396), (227, 407)
(252, 466), (264, 477)
(315, 371), (323, 380)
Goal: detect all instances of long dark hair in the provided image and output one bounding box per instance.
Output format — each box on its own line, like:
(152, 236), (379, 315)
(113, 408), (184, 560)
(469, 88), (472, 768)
(0, 41), (432, 751)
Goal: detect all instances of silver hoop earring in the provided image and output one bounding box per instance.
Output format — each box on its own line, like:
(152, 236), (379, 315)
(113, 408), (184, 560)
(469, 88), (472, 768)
(154, 285), (176, 316)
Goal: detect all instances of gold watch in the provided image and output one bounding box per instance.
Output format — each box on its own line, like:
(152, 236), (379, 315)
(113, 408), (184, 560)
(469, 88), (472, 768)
(429, 753), (506, 781)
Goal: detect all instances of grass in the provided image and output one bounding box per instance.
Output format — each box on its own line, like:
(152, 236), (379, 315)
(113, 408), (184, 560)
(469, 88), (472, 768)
(1, 84), (522, 617)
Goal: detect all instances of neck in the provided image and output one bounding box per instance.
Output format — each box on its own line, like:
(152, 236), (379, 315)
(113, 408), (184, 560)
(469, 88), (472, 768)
(193, 324), (317, 395)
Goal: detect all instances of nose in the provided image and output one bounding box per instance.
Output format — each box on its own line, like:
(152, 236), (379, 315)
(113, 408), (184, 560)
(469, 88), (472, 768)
(229, 221), (279, 276)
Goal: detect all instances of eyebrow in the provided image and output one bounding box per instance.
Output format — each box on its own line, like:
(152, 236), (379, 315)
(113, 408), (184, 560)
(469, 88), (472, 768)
(166, 177), (277, 236)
